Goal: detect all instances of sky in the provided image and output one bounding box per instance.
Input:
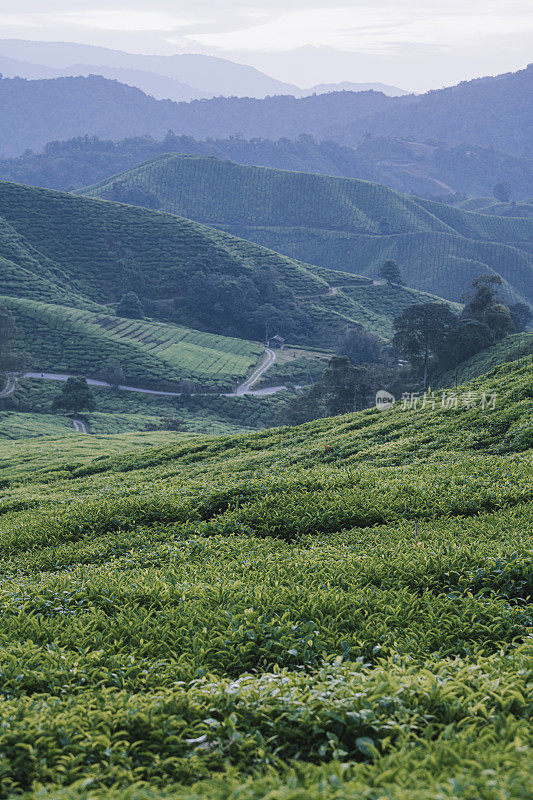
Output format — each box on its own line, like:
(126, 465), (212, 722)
(0, 0), (531, 92)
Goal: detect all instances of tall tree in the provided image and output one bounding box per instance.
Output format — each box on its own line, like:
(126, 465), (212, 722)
(100, 358), (125, 390)
(393, 303), (457, 389)
(116, 292), (144, 319)
(493, 182), (511, 202)
(336, 324), (383, 365)
(0, 304), (17, 368)
(437, 318), (495, 378)
(52, 377), (96, 414)
(463, 274), (515, 340)
(509, 302), (532, 332)
(0, 304), (33, 374)
(379, 260), (404, 285)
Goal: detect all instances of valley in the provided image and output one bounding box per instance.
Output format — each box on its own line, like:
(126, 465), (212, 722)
(0, 33), (531, 800)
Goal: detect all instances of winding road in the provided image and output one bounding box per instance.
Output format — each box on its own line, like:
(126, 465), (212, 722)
(22, 348), (280, 400)
(2, 348), (285, 433)
(230, 348), (277, 396)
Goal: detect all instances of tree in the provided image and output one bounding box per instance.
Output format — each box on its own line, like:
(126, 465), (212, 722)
(437, 318), (495, 376)
(336, 324), (383, 365)
(105, 181), (160, 210)
(509, 302), (532, 332)
(463, 274), (503, 318)
(116, 292), (144, 319)
(0, 304), (17, 368)
(393, 303), (457, 389)
(100, 358), (125, 390)
(379, 260), (404, 285)
(52, 377), (96, 414)
(484, 303), (515, 340)
(493, 182), (511, 202)
(463, 275), (515, 340)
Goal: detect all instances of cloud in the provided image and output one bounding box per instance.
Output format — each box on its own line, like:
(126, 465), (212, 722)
(180, 4), (533, 54)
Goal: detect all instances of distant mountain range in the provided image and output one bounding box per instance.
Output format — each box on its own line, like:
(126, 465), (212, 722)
(0, 64), (530, 160)
(80, 155), (533, 307)
(0, 40), (407, 102)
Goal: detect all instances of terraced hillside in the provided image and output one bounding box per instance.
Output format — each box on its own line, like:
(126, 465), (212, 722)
(1, 296), (264, 391)
(82, 155), (533, 305)
(3, 132), (533, 200)
(455, 197), (533, 217)
(0, 179), (454, 349)
(0, 359), (530, 798)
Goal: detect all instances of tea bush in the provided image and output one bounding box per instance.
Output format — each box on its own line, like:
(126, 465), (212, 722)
(0, 360), (530, 798)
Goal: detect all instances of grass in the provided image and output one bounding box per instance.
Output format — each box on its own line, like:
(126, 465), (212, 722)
(0, 178), (458, 353)
(0, 359), (530, 797)
(81, 154), (533, 305)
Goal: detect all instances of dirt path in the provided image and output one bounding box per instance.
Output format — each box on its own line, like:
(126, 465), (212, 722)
(72, 419), (88, 434)
(0, 374), (18, 398)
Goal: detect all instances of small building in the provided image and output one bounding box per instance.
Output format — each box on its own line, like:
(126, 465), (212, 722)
(268, 334), (285, 349)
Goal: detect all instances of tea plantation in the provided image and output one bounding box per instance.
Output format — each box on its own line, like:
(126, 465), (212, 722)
(0, 179), (455, 351)
(81, 155), (533, 305)
(0, 358), (531, 799)
(1, 296), (264, 392)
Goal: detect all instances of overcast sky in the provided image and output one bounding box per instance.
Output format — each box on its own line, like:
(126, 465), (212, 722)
(0, 0), (531, 91)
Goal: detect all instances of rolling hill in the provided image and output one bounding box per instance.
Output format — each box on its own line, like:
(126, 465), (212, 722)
(4, 133), (532, 199)
(0, 178), (453, 386)
(0, 296), (264, 392)
(81, 155), (533, 305)
(438, 331), (533, 387)
(0, 65), (530, 159)
(0, 357), (530, 796)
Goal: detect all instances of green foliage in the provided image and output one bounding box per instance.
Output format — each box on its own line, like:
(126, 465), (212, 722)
(81, 154), (533, 305)
(0, 361), (530, 797)
(393, 302), (458, 386)
(4, 131), (533, 200)
(438, 333), (533, 387)
(116, 291), (144, 319)
(52, 376), (95, 413)
(379, 259), (404, 285)
(1, 296), (264, 391)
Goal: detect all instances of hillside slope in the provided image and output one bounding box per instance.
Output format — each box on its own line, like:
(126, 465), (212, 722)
(0, 39), (300, 98)
(329, 64), (533, 157)
(0, 296), (264, 392)
(438, 332), (533, 387)
(0, 75), (393, 158)
(82, 155), (533, 304)
(0, 359), (530, 798)
(0, 179), (458, 346)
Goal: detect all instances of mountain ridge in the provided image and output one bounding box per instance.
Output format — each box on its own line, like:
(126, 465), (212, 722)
(1, 65), (530, 158)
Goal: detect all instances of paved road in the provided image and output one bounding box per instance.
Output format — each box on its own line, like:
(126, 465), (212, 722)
(72, 419), (88, 434)
(21, 348), (283, 402)
(230, 348), (277, 395)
